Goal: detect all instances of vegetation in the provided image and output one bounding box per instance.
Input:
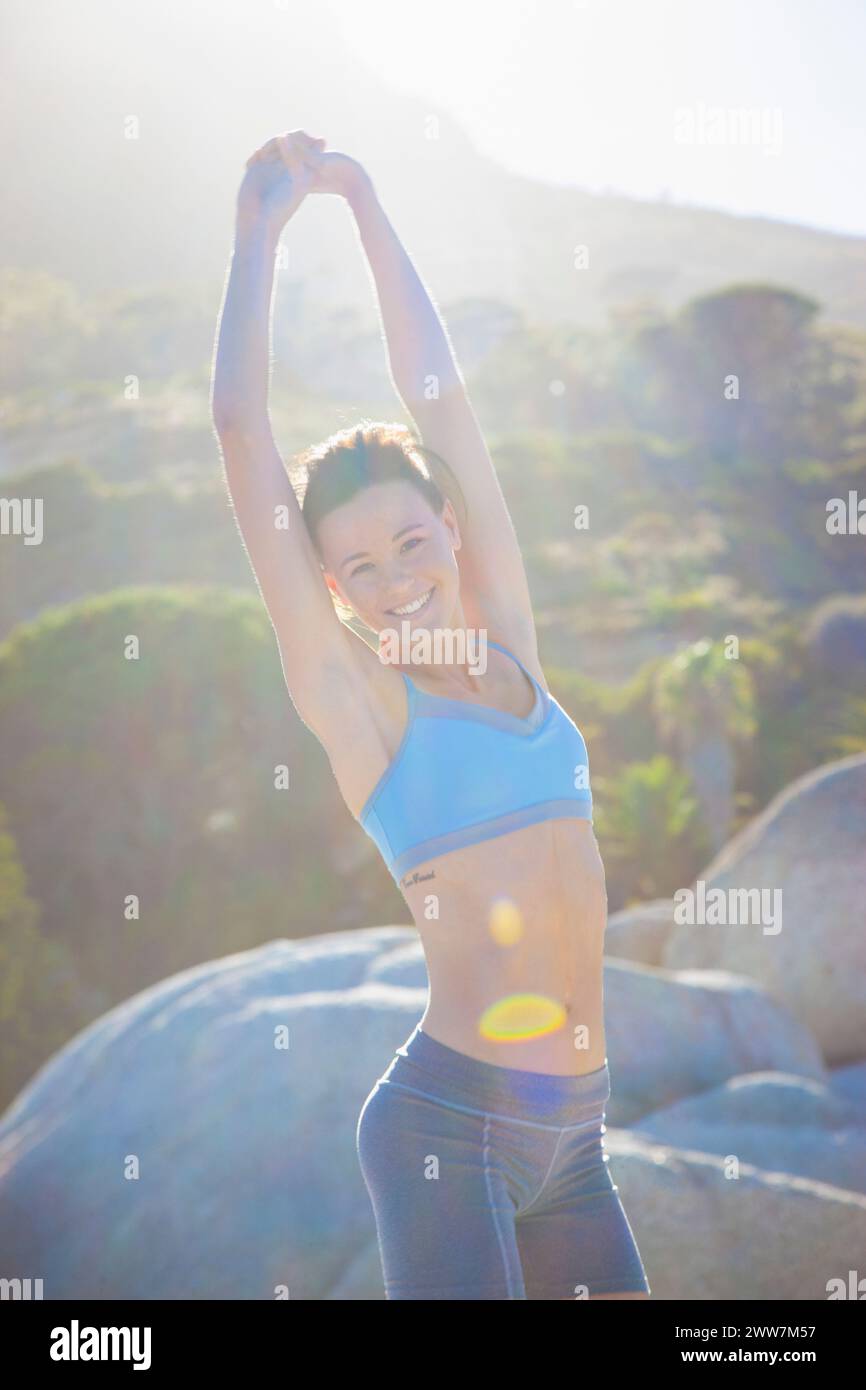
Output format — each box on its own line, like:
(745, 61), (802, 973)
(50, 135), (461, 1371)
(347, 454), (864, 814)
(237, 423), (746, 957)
(1, 270), (864, 1110)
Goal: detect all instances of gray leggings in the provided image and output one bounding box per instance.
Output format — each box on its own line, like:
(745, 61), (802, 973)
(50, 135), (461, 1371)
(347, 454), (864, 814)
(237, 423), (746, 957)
(356, 1022), (651, 1300)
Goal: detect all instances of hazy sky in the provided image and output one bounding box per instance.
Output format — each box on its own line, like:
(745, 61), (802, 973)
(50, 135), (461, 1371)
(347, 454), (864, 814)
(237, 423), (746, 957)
(328, 0), (866, 236)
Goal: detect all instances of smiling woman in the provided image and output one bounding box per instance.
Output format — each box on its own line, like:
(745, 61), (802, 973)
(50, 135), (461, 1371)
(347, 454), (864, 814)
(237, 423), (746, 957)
(211, 128), (650, 1301)
(294, 418), (467, 626)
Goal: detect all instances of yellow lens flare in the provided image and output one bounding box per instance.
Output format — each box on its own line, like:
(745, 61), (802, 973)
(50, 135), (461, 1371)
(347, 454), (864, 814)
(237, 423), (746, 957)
(479, 994), (567, 1042)
(488, 896), (523, 947)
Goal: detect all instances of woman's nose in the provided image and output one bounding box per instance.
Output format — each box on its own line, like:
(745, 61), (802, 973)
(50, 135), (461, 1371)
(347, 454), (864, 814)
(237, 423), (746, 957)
(382, 561), (414, 591)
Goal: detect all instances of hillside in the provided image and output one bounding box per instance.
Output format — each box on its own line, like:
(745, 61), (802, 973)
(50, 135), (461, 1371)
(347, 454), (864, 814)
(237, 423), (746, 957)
(2, 0), (866, 331)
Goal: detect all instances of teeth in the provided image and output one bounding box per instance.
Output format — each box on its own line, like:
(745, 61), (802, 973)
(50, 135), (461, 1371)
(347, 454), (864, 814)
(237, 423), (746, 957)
(390, 588), (433, 616)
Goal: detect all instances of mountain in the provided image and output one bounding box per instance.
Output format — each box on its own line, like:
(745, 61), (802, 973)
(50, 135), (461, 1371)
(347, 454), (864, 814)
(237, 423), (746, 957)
(2, 0), (866, 330)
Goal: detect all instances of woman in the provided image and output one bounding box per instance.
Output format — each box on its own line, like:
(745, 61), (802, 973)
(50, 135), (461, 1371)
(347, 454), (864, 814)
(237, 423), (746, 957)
(212, 130), (650, 1301)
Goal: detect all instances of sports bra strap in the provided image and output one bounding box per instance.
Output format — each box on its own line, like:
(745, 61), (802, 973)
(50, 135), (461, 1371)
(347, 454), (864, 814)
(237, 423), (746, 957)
(486, 637), (543, 693)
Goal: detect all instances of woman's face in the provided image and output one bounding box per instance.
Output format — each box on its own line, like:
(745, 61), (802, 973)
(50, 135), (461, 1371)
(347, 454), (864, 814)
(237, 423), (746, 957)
(317, 480), (462, 637)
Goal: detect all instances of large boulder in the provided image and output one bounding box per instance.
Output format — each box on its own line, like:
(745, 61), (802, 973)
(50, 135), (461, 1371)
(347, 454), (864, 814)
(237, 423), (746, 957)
(828, 1059), (866, 1111)
(0, 931), (421, 1301)
(604, 1131), (866, 1300)
(604, 898), (674, 966)
(606, 754), (866, 1065)
(631, 1071), (866, 1194)
(601, 959), (825, 1123)
(0, 928), (861, 1300)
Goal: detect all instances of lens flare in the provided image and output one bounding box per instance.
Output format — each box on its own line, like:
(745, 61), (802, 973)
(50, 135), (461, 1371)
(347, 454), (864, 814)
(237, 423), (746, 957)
(488, 896), (523, 947)
(479, 994), (567, 1042)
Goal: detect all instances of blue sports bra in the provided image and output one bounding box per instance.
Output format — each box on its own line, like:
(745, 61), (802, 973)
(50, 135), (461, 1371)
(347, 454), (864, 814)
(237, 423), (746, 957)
(358, 638), (593, 883)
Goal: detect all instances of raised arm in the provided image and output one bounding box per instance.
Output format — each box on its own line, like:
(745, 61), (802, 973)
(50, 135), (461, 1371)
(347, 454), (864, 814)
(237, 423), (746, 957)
(345, 177), (538, 658)
(210, 132), (360, 734)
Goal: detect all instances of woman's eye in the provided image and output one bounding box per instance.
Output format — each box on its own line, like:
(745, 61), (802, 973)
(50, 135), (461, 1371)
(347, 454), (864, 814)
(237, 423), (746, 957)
(401, 536), (423, 553)
(350, 562), (373, 577)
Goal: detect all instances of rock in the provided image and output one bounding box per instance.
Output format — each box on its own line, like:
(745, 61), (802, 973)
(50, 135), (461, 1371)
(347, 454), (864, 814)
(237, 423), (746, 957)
(828, 1060), (866, 1111)
(602, 959), (825, 1123)
(659, 753), (866, 1065)
(366, 940), (428, 987)
(604, 1130), (866, 1300)
(604, 898), (674, 966)
(0, 928), (857, 1300)
(0, 934), (423, 1300)
(631, 1071), (866, 1194)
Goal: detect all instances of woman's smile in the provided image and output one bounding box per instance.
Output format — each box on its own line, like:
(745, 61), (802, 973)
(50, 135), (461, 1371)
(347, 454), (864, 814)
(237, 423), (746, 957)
(385, 585), (435, 617)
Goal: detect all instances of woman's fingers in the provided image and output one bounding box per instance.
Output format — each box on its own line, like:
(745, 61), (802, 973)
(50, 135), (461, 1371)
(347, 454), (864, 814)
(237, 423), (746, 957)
(244, 131), (327, 182)
(284, 137), (326, 182)
(277, 132), (324, 170)
(248, 130), (325, 163)
(276, 134), (293, 169)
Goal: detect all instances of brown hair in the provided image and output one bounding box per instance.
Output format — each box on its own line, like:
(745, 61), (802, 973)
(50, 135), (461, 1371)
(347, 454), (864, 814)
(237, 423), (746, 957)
(293, 419), (467, 596)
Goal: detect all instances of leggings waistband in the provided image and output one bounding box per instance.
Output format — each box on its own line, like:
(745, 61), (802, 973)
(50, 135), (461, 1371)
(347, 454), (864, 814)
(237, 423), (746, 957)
(382, 1022), (611, 1127)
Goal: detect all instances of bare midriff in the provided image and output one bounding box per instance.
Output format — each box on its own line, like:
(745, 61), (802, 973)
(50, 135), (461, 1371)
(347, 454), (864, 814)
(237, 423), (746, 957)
(397, 816), (608, 1077)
